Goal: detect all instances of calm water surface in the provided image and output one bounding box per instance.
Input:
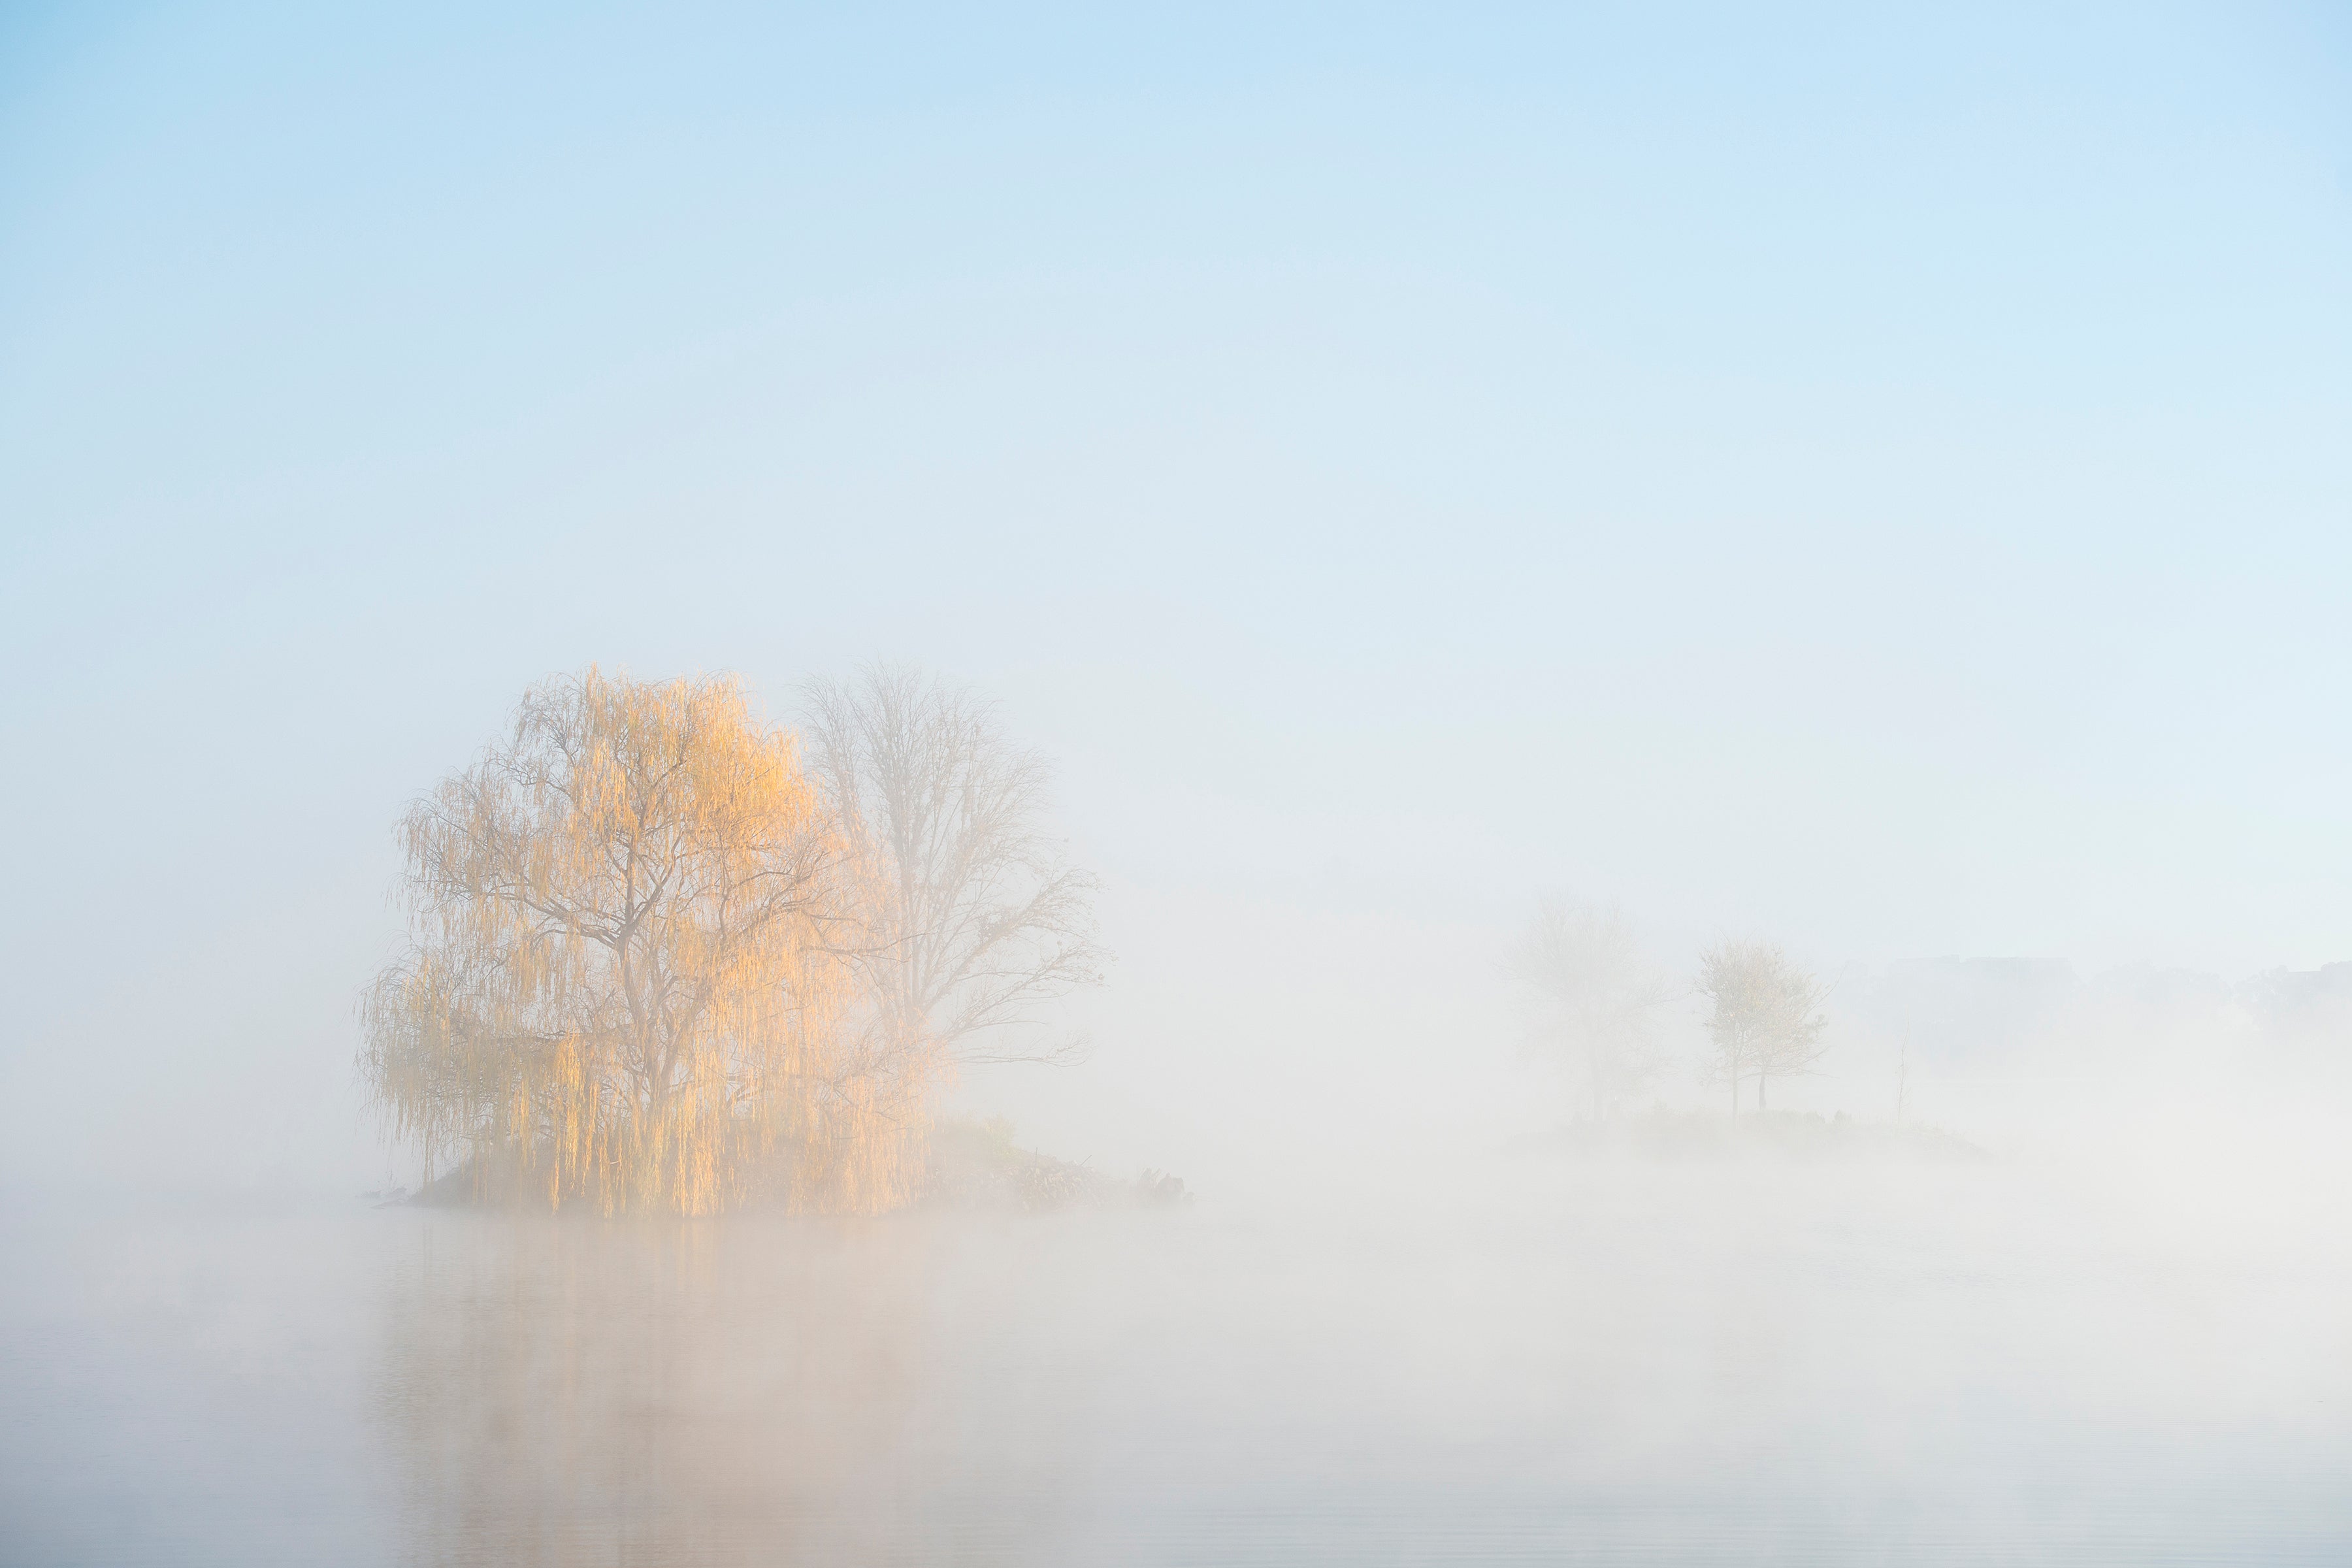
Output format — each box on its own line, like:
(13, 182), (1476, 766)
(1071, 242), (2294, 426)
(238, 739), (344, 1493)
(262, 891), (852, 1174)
(4, 1153), (2347, 1565)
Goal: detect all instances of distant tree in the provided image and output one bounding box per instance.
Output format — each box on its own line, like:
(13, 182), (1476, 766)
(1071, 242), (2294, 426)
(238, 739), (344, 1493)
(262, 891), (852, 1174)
(360, 669), (934, 1216)
(799, 665), (1106, 1067)
(1695, 939), (1830, 1113)
(1511, 900), (1673, 1120)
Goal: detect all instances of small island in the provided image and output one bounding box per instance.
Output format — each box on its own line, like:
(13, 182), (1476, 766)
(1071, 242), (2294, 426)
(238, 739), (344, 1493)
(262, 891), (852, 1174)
(361, 666), (1119, 1217)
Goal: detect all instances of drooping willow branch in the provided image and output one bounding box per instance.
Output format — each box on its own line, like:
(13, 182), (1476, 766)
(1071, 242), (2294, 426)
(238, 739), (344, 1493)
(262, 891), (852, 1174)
(361, 668), (940, 1215)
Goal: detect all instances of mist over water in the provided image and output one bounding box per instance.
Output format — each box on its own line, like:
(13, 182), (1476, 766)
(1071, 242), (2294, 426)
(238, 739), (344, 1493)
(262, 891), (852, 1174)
(9, 1094), (2351, 1565)
(8, 763), (2352, 1566)
(8, 3), (2352, 1563)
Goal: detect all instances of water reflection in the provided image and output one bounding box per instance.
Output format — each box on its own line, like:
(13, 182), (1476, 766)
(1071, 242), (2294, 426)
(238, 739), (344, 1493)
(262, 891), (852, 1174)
(364, 1158), (2352, 1567)
(7, 1151), (2350, 1566)
(375, 1213), (1099, 1566)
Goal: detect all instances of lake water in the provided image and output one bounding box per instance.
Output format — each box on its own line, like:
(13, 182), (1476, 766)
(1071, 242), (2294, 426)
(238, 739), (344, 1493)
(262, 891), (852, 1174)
(5, 1147), (2348, 1565)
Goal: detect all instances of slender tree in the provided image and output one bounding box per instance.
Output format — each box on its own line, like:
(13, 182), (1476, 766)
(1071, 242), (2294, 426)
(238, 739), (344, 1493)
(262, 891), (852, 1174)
(799, 665), (1106, 1066)
(1695, 939), (1830, 1113)
(1511, 899), (1672, 1120)
(360, 668), (934, 1215)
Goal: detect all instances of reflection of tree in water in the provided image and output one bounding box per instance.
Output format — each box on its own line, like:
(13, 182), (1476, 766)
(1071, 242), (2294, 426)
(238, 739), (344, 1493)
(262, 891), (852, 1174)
(374, 1215), (1087, 1565)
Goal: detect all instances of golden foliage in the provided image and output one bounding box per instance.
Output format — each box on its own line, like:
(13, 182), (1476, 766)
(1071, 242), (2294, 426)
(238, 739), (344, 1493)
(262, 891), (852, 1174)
(361, 668), (937, 1215)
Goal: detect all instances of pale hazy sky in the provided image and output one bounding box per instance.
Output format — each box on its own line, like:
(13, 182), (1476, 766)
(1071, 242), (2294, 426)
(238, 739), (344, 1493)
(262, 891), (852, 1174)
(4, 3), (2349, 1186)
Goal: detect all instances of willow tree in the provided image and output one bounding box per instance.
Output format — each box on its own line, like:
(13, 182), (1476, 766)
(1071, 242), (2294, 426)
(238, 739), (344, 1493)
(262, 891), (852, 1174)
(1696, 939), (1830, 1114)
(360, 669), (933, 1215)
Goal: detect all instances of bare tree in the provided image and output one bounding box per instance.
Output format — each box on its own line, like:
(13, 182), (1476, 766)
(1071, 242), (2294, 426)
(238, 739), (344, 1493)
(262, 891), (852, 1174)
(360, 668), (933, 1215)
(1695, 939), (1830, 1113)
(1510, 899), (1673, 1120)
(799, 666), (1106, 1066)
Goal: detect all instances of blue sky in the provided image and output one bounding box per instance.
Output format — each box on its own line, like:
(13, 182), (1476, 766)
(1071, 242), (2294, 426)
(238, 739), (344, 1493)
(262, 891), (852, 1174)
(3, 3), (2349, 1182)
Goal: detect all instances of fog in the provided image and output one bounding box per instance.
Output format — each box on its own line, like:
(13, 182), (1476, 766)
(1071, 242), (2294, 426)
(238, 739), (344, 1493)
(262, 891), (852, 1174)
(7, 2), (2352, 1563)
(8, 917), (2351, 1561)
(10, 1106), (2351, 1563)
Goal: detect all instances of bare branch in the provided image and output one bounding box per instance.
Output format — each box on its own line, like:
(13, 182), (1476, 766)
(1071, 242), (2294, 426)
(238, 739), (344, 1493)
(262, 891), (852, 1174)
(799, 664), (1109, 1069)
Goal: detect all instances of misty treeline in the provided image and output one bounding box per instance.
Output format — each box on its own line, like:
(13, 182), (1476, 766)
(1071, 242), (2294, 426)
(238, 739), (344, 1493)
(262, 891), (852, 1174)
(1845, 955), (2352, 1083)
(360, 666), (1103, 1216)
(1511, 902), (1829, 1119)
(1512, 907), (2352, 1122)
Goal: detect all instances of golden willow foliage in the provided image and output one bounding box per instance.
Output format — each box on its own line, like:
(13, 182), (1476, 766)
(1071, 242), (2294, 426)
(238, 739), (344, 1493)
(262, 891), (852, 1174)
(360, 670), (937, 1215)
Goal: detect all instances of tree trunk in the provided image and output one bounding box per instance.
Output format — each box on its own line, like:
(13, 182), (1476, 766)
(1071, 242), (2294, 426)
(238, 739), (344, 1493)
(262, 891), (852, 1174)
(1758, 1071), (1769, 1111)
